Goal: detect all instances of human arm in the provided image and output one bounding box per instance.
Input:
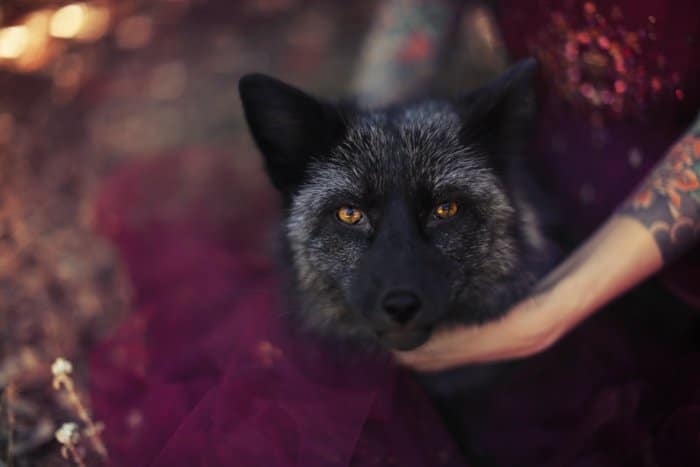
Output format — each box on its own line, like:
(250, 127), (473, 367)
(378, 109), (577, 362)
(396, 113), (700, 371)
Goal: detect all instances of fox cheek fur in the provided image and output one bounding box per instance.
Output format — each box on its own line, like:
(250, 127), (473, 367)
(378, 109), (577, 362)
(239, 58), (561, 350)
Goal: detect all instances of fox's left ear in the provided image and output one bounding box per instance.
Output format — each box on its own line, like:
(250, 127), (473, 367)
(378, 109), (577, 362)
(458, 58), (537, 168)
(239, 74), (346, 195)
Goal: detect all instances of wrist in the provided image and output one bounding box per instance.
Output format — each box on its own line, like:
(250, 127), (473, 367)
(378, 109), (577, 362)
(539, 217), (663, 332)
(522, 268), (596, 353)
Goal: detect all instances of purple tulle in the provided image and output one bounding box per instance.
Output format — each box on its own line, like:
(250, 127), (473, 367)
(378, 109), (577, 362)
(89, 149), (699, 467)
(89, 1), (700, 464)
(90, 150), (465, 466)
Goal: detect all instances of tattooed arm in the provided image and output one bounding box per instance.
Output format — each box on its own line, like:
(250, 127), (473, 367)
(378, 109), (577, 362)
(352, 0), (462, 108)
(396, 114), (700, 370)
(352, 0), (509, 107)
(618, 116), (700, 262)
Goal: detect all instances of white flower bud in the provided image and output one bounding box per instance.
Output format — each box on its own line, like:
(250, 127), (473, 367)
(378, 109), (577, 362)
(51, 357), (73, 377)
(55, 422), (80, 445)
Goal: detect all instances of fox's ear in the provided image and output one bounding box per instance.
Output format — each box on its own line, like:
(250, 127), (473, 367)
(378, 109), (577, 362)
(458, 58), (537, 170)
(239, 74), (345, 194)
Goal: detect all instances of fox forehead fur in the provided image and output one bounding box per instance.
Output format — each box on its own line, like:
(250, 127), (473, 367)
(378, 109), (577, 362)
(239, 59), (560, 350)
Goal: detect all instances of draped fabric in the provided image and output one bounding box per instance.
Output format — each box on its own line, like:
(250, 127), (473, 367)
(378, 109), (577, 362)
(89, 150), (465, 466)
(90, 1), (700, 465)
(498, 0), (700, 305)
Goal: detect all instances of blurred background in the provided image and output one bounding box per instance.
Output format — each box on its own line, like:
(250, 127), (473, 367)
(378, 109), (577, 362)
(7, 0), (699, 465)
(0, 1), (377, 464)
(0, 0), (509, 464)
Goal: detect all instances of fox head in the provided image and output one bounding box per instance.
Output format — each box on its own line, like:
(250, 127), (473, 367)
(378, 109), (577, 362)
(239, 59), (559, 351)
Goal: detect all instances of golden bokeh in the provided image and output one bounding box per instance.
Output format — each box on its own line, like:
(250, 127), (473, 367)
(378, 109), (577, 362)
(50, 3), (87, 39)
(0, 26), (29, 59)
(14, 10), (54, 72)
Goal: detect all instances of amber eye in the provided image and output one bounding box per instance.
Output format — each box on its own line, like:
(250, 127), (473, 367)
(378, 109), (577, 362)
(337, 206), (363, 225)
(434, 201), (459, 219)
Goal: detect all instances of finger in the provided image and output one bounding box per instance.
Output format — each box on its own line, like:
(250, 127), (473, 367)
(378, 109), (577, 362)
(392, 351), (425, 366)
(393, 352), (441, 370)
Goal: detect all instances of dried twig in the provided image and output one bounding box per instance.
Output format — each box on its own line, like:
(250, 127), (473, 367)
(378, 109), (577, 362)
(4, 382), (16, 467)
(55, 422), (86, 467)
(51, 358), (108, 459)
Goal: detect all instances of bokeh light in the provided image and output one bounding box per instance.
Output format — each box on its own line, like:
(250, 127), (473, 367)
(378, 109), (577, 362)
(50, 3), (87, 39)
(115, 15), (153, 49)
(0, 26), (29, 59)
(14, 10), (54, 72)
(75, 4), (111, 41)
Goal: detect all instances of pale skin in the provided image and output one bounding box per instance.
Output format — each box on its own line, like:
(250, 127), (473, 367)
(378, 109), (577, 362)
(394, 217), (663, 371)
(396, 114), (700, 371)
(354, 0), (700, 371)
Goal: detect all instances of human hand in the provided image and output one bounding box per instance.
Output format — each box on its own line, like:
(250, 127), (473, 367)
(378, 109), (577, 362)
(395, 216), (665, 372)
(393, 287), (572, 371)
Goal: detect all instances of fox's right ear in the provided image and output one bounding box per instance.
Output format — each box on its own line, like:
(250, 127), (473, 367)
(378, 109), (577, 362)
(239, 74), (346, 195)
(458, 58), (537, 172)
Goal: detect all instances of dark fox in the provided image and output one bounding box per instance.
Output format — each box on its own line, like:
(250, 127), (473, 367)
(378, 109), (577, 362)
(239, 58), (560, 356)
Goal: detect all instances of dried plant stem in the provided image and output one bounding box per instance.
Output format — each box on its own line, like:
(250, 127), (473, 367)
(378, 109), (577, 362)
(61, 444), (87, 467)
(53, 374), (108, 459)
(4, 383), (16, 467)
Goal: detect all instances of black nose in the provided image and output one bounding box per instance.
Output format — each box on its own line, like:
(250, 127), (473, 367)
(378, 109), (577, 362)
(381, 291), (421, 325)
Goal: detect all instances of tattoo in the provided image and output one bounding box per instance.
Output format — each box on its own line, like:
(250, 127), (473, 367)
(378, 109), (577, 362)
(351, 0), (461, 107)
(619, 113), (700, 262)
